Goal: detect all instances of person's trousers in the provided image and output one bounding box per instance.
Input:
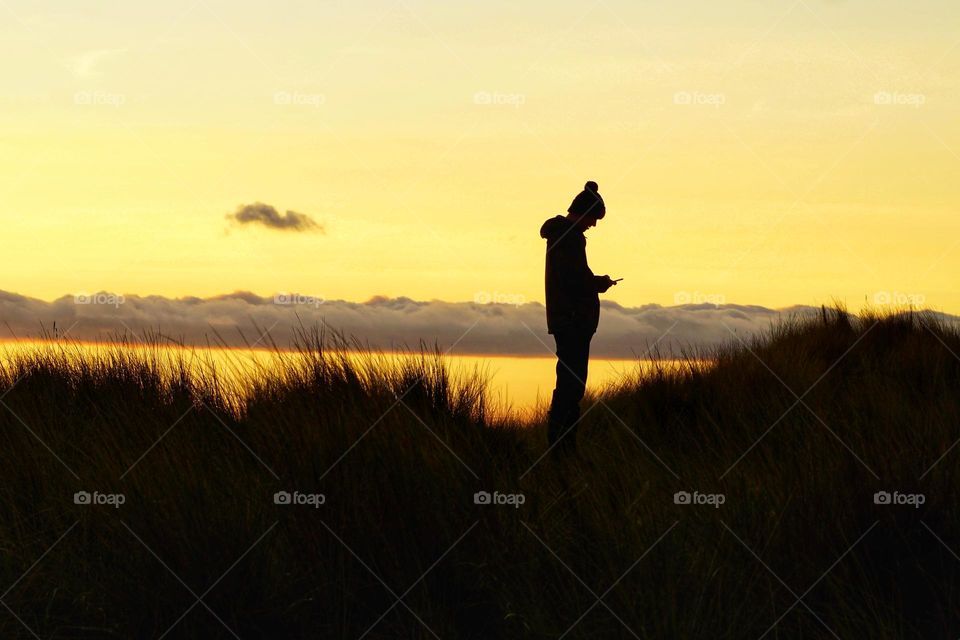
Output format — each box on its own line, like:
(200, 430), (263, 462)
(547, 329), (592, 451)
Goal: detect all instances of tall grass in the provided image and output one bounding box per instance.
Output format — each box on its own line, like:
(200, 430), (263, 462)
(0, 307), (957, 638)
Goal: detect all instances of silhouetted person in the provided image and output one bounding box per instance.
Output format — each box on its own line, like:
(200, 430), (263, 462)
(540, 181), (617, 455)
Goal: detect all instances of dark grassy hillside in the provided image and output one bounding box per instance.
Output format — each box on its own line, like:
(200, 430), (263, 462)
(0, 307), (957, 638)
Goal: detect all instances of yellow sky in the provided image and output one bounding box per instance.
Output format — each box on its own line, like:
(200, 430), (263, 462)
(2, 1), (959, 313)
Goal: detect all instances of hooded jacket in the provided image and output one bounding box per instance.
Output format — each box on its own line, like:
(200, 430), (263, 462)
(540, 215), (605, 335)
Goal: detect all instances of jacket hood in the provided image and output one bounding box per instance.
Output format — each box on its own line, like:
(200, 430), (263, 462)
(540, 215), (577, 240)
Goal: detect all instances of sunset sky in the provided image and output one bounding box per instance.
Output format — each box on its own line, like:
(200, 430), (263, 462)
(3, 0), (959, 315)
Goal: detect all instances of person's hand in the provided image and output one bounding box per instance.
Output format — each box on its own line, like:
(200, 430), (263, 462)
(597, 275), (618, 293)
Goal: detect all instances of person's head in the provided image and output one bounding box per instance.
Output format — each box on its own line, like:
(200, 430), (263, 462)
(566, 181), (605, 231)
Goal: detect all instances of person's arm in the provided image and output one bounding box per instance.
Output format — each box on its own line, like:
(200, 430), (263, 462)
(551, 237), (596, 297)
(597, 275), (621, 292)
(592, 274), (615, 293)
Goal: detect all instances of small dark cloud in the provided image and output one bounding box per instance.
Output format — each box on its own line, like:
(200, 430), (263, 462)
(227, 202), (323, 232)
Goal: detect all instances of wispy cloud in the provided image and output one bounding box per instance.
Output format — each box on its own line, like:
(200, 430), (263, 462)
(68, 49), (126, 79)
(226, 202), (323, 233)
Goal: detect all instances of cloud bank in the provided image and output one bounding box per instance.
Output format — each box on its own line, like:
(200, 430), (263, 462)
(226, 202), (323, 232)
(4, 290), (946, 359)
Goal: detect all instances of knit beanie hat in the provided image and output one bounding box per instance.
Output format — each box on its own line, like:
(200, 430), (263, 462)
(567, 181), (605, 219)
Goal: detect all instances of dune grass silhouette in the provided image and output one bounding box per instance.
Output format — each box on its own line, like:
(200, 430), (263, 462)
(0, 306), (957, 638)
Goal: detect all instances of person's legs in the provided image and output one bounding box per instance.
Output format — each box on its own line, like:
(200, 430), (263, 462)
(547, 330), (592, 452)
